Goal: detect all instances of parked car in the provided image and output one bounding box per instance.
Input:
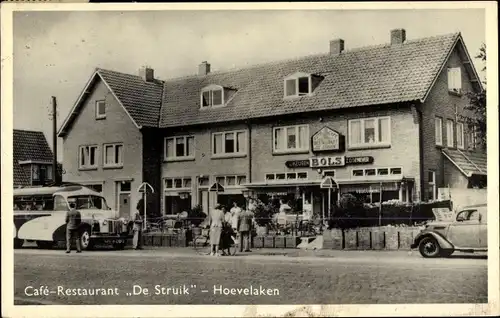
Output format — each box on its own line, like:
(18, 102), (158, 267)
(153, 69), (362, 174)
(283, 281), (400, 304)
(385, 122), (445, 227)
(411, 204), (487, 258)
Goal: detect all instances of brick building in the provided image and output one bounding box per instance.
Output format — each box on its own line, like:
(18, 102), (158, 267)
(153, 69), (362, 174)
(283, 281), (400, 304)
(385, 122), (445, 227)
(58, 29), (486, 218)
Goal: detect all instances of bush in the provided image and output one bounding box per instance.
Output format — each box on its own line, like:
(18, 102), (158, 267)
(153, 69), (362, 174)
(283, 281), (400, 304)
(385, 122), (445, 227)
(188, 204), (206, 227)
(253, 200), (275, 227)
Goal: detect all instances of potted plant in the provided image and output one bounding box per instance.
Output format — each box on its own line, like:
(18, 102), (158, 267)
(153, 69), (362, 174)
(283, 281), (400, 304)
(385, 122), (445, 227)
(188, 204), (206, 231)
(253, 200), (274, 235)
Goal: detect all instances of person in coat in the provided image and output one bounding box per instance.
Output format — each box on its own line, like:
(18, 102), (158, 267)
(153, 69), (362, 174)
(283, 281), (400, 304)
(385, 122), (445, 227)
(237, 208), (254, 252)
(65, 201), (82, 253)
(133, 198), (144, 250)
(207, 203), (225, 256)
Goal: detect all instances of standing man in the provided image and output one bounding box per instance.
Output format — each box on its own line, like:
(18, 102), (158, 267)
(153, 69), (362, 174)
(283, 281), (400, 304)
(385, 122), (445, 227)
(133, 198), (144, 250)
(237, 207), (254, 252)
(65, 201), (82, 253)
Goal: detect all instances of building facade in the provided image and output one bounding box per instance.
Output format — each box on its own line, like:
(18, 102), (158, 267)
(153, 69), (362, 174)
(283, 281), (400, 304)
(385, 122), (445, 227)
(58, 29), (486, 218)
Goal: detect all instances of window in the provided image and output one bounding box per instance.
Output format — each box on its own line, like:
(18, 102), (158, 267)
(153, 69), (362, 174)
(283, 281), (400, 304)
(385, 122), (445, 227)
(352, 169), (364, 177)
(32, 165), (40, 181)
(104, 143), (123, 167)
(165, 136), (195, 160)
(390, 167), (402, 175)
(446, 119), (454, 147)
(201, 86), (224, 108)
(265, 172), (308, 182)
(365, 169), (376, 176)
(323, 170), (335, 177)
(212, 130), (247, 157)
(435, 117), (443, 146)
(456, 122), (464, 149)
(273, 125), (309, 153)
(284, 73), (312, 97)
(447, 67), (462, 93)
(95, 101), (106, 119)
(427, 171), (436, 201)
(54, 195), (69, 211)
(377, 168), (389, 176)
(86, 184), (103, 192)
(164, 177), (192, 190)
(79, 145), (98, 169)
(198, 176), (209, 187)
(349, 117), (390, 148)
(352, 167), (403, 178)
(214, 175), (247, 187)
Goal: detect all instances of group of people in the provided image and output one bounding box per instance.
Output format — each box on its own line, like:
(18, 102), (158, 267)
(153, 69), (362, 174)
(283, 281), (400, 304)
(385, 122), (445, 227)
(207, 201), (255, 256)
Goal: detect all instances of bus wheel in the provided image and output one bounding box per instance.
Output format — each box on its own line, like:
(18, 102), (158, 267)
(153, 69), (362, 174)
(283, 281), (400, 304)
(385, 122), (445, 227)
(14, 238), (24, 249)
(80, 228), (93, 250)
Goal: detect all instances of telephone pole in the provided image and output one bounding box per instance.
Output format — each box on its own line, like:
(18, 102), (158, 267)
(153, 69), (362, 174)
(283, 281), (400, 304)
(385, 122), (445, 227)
(51, 96), (60, 185)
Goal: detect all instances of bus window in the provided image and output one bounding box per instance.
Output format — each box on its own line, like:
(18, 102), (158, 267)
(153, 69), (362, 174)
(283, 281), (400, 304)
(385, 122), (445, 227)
(69, 195), (109, 210)
(54, 195), (69, 211)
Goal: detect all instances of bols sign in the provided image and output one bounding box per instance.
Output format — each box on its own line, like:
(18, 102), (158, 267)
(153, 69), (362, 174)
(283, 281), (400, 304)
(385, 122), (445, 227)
(311, 127), (345, 153)
(285, 156), (374, 168)
(310, 156), (345, 168)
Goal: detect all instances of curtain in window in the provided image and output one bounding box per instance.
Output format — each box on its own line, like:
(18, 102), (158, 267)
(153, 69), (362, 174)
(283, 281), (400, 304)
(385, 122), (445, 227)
(364, 119), (375, 143)
(214, 134), (223, 154)
(116, 145), (123, 164)
(287, 127), (296, 149)
(378, 118), (390, 143)
(186, 137), (194, 156)
(298, 126), (308, 149)
(236, 132), (246, 153)
(274, 128), (284, 151)
(166, 139), (174, 158)
(350, 121), (361, 145)
(105, 145), (114, 164)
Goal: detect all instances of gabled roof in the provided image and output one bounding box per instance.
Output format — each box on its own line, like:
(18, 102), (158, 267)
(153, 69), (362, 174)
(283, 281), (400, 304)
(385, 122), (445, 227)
(159, 32), (471, 128)
(13, 129), (54, 186)
(442, 149), (487, 177)
(58, 68), (164, 137)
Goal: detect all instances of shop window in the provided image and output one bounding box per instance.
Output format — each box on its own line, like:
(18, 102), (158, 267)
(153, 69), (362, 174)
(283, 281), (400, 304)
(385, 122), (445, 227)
(164, 195), (191, 215)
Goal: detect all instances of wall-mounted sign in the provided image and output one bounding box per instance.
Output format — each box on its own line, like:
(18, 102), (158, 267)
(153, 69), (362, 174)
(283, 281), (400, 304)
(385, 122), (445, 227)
(310, 156), (345, 168)
(285, 156), (374, 169)
(285, 160), (310, 168)
(311, 127), (345, 153)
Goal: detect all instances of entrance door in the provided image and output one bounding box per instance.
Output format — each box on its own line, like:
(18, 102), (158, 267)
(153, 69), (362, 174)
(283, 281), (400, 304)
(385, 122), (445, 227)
(119, 193), (131, 218)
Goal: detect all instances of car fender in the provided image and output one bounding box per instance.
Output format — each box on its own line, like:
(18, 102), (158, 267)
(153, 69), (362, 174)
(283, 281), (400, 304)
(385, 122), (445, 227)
(414, 231), (454, 250)
(18, 214), (66, 241)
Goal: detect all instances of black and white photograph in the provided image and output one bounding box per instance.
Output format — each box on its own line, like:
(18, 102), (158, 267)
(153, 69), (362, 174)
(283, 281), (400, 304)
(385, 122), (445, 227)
(1, 2), (498, 317)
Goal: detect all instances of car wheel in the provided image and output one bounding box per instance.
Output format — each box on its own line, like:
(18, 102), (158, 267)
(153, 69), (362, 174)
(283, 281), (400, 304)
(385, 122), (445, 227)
(418, 236), (441, 258)
(80, 228), (93, 250)
(14, 238), (24, 249)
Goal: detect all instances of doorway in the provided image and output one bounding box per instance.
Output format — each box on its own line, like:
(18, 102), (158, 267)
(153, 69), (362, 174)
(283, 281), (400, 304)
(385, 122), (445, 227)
(117, 181), (131, 218)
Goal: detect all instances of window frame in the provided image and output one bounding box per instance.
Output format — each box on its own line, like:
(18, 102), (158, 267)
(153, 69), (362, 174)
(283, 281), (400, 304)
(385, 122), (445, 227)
(348, 116), (391, 149)
(164, 135), (196, 161)
(163, 177), (192, 191)
(95, 100), (106, 119)
(447, 67), (462, 93)
(446, 119), (455, 148)
(214, 175), (247, 187)
(435, 116), (443, 146)
(200, 85), (225, 108)
(32, 164), (40, 181)
(456, 122), (465, 149)
(103, 143), (124, 168)
(211, 130), (247, 158)
(428, 170), (436, 201)
(78, 145), (99, 170)
(265, 171), (309, 183)
(468, 124), (477, 150)
(272, 124), (310, 154)
(351, 166), (403, 178)
(283, 73), (313, 98)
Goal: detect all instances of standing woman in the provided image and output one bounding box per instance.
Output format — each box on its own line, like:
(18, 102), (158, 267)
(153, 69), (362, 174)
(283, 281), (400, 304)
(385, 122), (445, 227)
(208, 203), (225, 256)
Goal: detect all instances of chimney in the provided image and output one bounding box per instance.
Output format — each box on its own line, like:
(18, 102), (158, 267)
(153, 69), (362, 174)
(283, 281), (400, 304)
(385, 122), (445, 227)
(329, 39), (345, 54)
(139, 66), (154, 82)
(390, 29), (406, 45)
(198, 61), (211, 76)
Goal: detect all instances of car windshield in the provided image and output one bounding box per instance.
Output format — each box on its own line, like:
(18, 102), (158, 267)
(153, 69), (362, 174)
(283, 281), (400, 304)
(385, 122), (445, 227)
(68, 195), (109, 210)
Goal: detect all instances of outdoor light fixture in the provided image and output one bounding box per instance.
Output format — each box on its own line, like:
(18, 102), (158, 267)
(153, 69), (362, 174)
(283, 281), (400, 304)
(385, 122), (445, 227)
(179, 192), (190, 200)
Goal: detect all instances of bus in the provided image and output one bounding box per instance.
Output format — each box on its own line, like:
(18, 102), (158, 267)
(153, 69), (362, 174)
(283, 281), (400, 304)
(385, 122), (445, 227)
(13, 185), (133, 250)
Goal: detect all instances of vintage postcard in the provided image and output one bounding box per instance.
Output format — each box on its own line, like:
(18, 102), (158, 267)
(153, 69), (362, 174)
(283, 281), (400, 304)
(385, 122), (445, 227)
(1, 1), (498, 317)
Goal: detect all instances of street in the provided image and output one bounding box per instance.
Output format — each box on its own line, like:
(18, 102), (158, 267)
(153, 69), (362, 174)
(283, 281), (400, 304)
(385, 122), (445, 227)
(14, 247), (487, 305)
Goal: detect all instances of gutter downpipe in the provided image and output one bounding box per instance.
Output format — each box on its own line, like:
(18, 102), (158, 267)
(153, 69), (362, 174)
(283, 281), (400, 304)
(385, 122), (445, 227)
(415, 101), (425, 202)
(247, 120), (252, 210)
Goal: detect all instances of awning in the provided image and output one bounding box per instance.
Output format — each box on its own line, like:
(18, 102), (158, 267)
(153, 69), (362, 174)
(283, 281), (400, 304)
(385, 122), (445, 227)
(442, 149), (487, 177)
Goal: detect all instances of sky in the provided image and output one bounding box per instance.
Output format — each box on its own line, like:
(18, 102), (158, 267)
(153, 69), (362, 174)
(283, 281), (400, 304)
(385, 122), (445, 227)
(12, 9), (486, 160)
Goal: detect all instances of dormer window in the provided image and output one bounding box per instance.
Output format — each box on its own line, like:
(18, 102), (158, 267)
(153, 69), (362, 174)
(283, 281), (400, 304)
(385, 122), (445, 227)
(284, 72), (322, 98)
(201, 85), (224, 108)
(447, 67), (462, 94)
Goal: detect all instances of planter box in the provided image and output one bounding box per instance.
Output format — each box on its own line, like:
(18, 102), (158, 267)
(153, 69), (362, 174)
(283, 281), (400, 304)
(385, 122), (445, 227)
(264, 236), (275, 248)
(143, 235), (153, 246)
(398, 230), (413, 250)
(285, 236), (300, 248)
(275, 236), (286, 248)
(162, 235), (172, 247)
(252, 236), (264, 248)
(153, 235), (163, 247)
(385, 229), (399, 250)
(371, 231), (385, 250)
(344, 230), (357, 250)
(357, 231), (371, 250)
